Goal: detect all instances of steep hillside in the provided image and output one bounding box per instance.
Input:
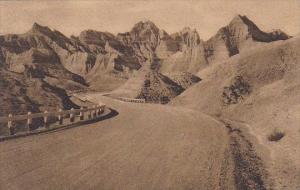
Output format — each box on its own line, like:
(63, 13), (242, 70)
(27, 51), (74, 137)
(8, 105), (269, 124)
(160, 27), (207, 73)
(2, 16), (288, 88)
(111, 15), (290, 102)
(0, 69), (78, 135)
(172, 35), (300, 189)
(204, 15), (290, 63)
(0, 23), (87, 88)
(159, 15), (289, 75)
(0, 21), (201, 112)
(0, 24), (87, 130)
(164, 72), (201, 89)
(0, 23), (143, 92)
(135, 71), (184, 104)
(78, 30), (141, 70)
(77, 29), (143, 91)
(1, 15), (288, 93)
(109, 21), (201, 102)
(117, 20), (161, 54)
(110, 58), (200, 103)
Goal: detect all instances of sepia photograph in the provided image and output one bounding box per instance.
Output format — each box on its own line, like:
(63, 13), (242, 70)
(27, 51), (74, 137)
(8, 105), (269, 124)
(0, 0), (299, 189)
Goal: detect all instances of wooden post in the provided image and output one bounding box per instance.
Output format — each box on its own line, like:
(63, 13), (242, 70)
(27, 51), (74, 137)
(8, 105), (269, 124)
(27, 112), (32, 131)
(80, 107), (84, 120)
(96, 106), (99, 117)
(92, 106), (96, 118)
(70, 108), (75, 122)
(99, 104), (104, 114)
(88, 107), (92, 119)
(95, 106), (98, 117)
(44, 110), (49, 128)
(99, 106), (102, 115)
(96, 105), (100, 116)
(98, 106), (102, 115)
(102, 106), (105, 114)
(8, 113), (14, 135)
(58, 109), (63, 125)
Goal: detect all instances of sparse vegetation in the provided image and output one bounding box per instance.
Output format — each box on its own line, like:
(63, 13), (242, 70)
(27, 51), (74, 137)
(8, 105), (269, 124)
(222, 76), (251, 104)
(268, 129), (285, 142)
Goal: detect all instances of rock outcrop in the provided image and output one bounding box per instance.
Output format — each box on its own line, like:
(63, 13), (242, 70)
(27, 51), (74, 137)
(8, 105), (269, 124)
(136, 72), (184, 104)
(160, 27), (208, 73)
(204, 15), (290, 62)
(0, 23), (87, 87)
(160, 15), (290, 74)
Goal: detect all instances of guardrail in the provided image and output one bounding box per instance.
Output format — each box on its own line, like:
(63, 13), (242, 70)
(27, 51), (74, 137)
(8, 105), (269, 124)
(72, 93), (89, 102)
(0, 104), (106, 137)
(114, 97), (146, 103)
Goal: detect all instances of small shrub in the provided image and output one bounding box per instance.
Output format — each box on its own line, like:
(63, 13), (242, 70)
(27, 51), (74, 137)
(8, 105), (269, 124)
(222, 76), (251, 104)
(268, 129), (285, 142)
(160, 96), (170, 104)
(144, 79), (150, 87)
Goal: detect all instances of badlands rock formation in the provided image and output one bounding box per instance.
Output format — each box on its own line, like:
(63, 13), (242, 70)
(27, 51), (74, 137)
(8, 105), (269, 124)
(0, 15), (290, 116)
(161, 15), (290, 73)
(159, 27), (207, 73)
(0, 23), (85, 126)
(109, 21), (201, 102)
(0, 23), (87, 87)
(204, 15), (290, 62)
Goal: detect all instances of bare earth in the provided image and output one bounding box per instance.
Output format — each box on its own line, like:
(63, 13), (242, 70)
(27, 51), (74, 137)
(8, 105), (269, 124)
(0, 95), (236, 190)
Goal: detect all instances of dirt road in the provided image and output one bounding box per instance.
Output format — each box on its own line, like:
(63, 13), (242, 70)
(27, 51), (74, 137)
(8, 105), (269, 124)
(0, 95), (265, 190)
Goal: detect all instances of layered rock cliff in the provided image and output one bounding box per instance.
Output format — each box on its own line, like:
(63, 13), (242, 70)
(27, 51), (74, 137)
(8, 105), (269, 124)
(160, 27), (208, 73)
(0, 15), (291, 109)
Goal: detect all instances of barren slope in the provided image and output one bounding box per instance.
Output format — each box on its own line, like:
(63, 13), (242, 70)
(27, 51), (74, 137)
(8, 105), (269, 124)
(172, 35), (300, 189)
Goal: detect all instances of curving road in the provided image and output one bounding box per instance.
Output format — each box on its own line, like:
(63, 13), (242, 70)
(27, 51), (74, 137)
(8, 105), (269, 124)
(0, 95), (233, 190)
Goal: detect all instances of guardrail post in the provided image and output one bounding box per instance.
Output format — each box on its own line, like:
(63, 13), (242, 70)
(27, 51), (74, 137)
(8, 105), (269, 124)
(93, 106), (96, 118)
(88, 107), (92, 119)
(99, 105), (103, 115)
(95, 106), (98, 116)
(58, 109), (63, 125)
(27, 112), (32, 131)
(95, 105), (98, 118)
(44, 110), (49, 128)
(97, 105), (101, 116)
(80, 107), (84, 120)
(70, 108), (75, 123)
(99, 104), (103, 114)
(8, 113), (14, 135)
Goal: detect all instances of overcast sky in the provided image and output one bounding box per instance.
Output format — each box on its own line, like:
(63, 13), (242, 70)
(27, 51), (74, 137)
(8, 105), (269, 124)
(0, 0), (299, 40)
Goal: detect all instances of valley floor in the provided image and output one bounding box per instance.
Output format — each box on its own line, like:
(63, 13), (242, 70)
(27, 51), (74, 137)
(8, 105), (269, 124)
(0, 94), (269, 190)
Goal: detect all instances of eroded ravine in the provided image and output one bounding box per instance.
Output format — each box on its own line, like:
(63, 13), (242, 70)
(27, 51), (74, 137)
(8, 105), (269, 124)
(220, 120), (272, 190)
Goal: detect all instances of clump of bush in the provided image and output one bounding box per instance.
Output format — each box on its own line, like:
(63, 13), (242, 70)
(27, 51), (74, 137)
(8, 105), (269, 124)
(222, 76), (251, 104)
(268, 129), (285, 142)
